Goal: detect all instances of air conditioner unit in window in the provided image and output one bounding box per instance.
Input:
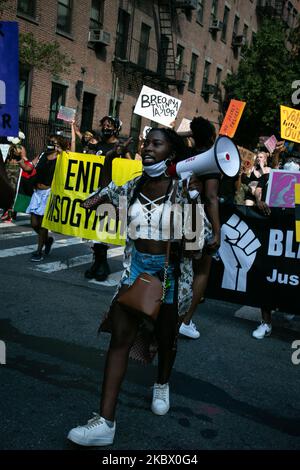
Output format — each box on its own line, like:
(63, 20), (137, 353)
(176, 68), (190, 84)
(202, 84), (216, 95)
(209, 19), (223, 31)
(88, 29), (111, 46)
(175, 0), (198, 10)
(232, 34), (246, 47)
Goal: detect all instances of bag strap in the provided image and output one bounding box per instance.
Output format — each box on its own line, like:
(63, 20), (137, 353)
(162, 180), (178, 301)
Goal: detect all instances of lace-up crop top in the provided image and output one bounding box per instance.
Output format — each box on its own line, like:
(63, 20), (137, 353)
(127, 190), (182, 241)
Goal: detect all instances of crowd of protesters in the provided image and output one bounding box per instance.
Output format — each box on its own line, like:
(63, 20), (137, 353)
(0, 113), (299, 447)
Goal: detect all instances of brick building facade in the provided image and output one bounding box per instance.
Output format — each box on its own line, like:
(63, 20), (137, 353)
(1, 0), (299, 149)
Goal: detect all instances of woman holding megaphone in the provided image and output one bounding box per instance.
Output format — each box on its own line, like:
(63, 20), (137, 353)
(68, 127), (209, 447)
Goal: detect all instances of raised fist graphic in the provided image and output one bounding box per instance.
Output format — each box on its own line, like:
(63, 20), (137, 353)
(218, 214), (261, 292)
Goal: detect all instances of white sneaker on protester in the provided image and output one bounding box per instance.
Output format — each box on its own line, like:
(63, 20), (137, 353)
(179, 321), (200, 339)
(67, 413), (115, 446)
(252, 322), (272, 340)
(151, 383), (170, 416)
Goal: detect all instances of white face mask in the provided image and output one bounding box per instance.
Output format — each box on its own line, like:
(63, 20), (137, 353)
(143, 159), (169, 177)
(283, 162), (300, 171)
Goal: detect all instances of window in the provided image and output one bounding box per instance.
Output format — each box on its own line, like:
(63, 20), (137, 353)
(109, 98), (121, 117)
(19, 65), (31, 120)
(188, 53), (198, 91)
(130, 109), (142, 153)
(201, 60), (211, 95)
(213, 67), (222, 100)
(243, 23), (249, 46)
(90, 0), (103, 30)
(138, 23), (151, 68)
(115, 9), (130, 59)
(221, 6), (230, 42)
(232, 15), (239, 43)
(159, 34), (169, 76)
(210, 0), (218, 22)
(17, 0), (36, 18)
(175, 45), (184, 70)
(57, 0), (73, 35)
(81, 92), (96, 132)
(49, 82), (67, 123)
(196, 0), (205, 24)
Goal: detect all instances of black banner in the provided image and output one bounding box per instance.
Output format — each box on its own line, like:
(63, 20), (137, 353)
(206, 205), (299, 314)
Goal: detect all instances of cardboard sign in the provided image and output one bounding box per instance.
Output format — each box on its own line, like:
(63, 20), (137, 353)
(219, 99), (246, 138)
(57, 105), (76, 123)
(177, 118), (192, 133)
(280, 105), (300, 144)
(237, 146), (255, 174)
(264, 135), (278, 154)
(0, 21), (19, 136)
(134, 85), (181, 128)
(265, 170), (300, 208)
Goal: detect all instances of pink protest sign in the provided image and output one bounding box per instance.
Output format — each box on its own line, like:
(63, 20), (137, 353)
(266, 170), (300, 208)
(264, 135), (277, 154)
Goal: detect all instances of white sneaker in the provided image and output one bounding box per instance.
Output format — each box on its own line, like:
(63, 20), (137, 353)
(179, 321), (200, 339)
(252, 322), (272, 339)
(151, 383), (170, 416)
(67, 413), (115, 446)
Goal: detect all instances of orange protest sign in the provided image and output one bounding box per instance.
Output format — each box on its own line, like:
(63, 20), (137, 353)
(219, 99), (246, 138)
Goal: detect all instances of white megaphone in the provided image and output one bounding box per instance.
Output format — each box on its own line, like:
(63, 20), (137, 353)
(167, 136), (241, 180)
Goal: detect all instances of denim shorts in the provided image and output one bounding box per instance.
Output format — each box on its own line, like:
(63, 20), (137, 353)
(122, 247), (175, 304)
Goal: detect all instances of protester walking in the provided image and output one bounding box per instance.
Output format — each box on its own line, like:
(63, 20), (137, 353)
(67, 128), (207, 447)
(25, 135), (68, 262)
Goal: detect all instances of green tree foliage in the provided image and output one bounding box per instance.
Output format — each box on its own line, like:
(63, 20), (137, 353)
(19, 32), (74, 78)
(223, 18), (300, 148)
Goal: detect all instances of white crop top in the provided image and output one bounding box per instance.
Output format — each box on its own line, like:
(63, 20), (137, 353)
(128, 191), (182, 241)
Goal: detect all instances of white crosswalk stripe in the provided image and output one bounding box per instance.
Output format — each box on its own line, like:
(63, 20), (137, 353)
(0, 237), (85, 258)
(31, 246), (124, 273)
(0, 230), (36, 241)
(0, 219), (30, 229)
(88, 270), (123, 286)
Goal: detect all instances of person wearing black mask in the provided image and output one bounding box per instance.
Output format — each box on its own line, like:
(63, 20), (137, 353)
(84, 116), (132, 282)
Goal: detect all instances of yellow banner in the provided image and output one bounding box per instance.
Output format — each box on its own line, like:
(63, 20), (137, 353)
(296, 184), (300, 242)
(280, 105), (300, 144)
(42, 152), (142, 244)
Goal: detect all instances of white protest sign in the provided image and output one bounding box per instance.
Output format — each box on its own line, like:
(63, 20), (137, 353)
(134, 85), (181, 128)
(57, 105), (76, 123)
(177, 118), (192, 133)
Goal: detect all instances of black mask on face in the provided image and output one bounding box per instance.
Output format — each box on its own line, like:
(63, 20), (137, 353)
(102, 129), (115, 139)
(81, 136), (90, 145)
(88, 143), (98, 151)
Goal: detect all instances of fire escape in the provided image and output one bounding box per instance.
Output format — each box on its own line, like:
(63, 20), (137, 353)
(112, 0), (188, 101)
(256, 1), (285, 21)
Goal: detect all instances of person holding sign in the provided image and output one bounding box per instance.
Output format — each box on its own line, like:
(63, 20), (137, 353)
(84, 115), (132, 282)
(25, 135), (69, 262)
(67, 128), (207, 447)
(179, 117), (219, 340)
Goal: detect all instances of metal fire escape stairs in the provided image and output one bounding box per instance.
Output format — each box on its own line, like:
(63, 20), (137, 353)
(157, 0), (177, 85)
